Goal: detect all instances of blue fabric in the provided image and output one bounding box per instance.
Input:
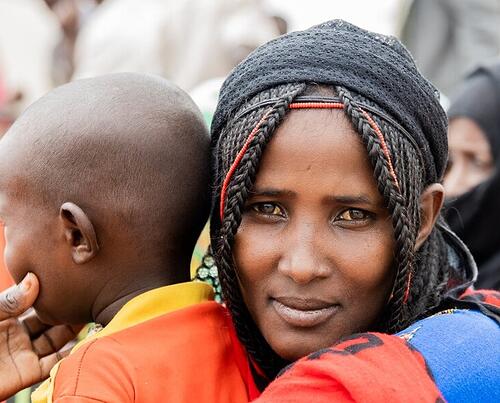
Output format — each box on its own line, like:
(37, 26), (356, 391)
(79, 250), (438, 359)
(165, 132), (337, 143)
(398, 309), (500, 402)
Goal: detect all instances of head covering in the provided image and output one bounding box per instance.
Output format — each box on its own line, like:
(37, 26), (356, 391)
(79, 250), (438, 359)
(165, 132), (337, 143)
(445, 62), (500, 290)
(448, 63), (500, 160)
(212, 19), (449, 183)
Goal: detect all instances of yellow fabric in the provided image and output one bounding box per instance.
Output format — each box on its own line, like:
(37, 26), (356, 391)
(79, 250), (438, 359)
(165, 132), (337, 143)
(31, 281), (214, 403)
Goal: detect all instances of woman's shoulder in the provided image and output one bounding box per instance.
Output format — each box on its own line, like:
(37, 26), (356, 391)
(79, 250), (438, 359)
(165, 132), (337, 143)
(397, 293), (500, 402)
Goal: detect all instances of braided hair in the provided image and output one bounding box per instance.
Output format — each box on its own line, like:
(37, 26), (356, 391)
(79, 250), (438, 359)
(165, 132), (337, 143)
(209, 83), (450, 379)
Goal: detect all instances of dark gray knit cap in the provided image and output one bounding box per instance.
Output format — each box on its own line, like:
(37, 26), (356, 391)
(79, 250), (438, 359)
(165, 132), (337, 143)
(212, 20), (448, 182)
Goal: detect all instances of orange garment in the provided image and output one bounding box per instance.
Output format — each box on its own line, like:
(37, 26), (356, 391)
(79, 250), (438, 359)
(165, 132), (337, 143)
(32, 282), (257, 403)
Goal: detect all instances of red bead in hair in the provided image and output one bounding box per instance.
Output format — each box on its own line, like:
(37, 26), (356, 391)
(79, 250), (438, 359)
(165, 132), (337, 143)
(403, 271), (413, 304)
(289, 102), (344, 109)
(359, 109), (400, 190)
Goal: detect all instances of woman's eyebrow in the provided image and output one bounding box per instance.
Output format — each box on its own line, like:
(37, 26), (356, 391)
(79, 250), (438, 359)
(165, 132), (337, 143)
(249, 188), (295, 198)
(325, 194), (378, 206)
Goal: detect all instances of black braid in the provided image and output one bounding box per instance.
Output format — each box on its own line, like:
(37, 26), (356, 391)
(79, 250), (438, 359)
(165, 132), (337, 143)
(336, 86), (450, 330)
(213, 83), (307, 378)
(336, 86), (417, 331)
(209, 83), (452, 379)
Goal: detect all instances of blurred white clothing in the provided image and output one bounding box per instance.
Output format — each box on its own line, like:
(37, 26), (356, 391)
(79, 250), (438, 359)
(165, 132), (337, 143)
(0, 0), (61, 113)
(73, 0), (280, 91)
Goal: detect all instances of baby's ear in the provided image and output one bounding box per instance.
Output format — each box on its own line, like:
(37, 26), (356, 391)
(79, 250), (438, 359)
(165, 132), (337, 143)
(415, 183), (445, 250)
(59, 202), (99, 264)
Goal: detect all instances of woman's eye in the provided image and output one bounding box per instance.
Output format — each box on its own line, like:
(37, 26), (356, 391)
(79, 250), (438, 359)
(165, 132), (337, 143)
(336, 209), (370, 222)
(251, 203), (285, 217)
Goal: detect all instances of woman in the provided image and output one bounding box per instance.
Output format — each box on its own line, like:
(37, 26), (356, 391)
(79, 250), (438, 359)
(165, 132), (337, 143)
(207, 19), (499, 401)
(444, 62), (500, 290)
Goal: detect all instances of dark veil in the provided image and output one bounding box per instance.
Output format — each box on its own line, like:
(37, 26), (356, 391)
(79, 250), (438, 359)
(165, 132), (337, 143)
(445, 62), (500, 290)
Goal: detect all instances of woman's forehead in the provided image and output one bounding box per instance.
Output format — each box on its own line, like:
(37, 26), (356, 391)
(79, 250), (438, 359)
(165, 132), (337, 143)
(253, 109), (381, 201)
(265, 108), (364, 161)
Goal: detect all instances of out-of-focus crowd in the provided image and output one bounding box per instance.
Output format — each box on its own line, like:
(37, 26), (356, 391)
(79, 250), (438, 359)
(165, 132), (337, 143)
(0, 0), (287, 125)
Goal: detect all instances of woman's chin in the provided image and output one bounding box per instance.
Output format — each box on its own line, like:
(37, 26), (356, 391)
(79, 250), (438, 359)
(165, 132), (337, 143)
(271, 336), (336, 362)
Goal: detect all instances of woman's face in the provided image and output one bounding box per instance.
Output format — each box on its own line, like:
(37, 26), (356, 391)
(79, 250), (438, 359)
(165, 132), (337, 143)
(233, 109), (395, 361)
(444, 117), (494, 198)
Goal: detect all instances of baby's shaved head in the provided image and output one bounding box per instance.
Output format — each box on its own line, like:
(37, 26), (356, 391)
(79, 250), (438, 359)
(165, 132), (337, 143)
(0, 73), (210, 277)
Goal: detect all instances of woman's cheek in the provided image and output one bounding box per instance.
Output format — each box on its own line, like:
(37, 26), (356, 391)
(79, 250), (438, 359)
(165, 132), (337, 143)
(234, 218), (281, 282)
(333, 228), (394, 286)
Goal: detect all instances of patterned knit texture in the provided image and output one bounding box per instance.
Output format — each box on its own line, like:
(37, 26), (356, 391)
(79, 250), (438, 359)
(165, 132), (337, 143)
(212, 19), (448, 182)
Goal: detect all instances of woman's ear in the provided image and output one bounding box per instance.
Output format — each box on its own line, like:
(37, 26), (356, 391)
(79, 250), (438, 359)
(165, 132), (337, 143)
(415, 183), (445, 250)
(59, 202), (99, 264)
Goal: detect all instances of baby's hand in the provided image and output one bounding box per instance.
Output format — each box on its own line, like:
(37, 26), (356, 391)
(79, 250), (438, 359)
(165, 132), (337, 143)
(0, 273), (79, 400)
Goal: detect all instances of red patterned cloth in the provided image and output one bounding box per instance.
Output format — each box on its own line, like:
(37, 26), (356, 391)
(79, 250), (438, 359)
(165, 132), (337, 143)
(254, 333), (443, 403)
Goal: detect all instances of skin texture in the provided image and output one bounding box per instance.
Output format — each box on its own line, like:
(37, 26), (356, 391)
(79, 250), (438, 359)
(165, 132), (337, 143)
(0, 73), (210, 326)
(444, 117), (494, 197)
(233, 109), (396, 361)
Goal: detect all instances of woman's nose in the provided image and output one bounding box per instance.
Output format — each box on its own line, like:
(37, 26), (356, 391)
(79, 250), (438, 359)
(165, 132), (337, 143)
(277, 225), (331, 284)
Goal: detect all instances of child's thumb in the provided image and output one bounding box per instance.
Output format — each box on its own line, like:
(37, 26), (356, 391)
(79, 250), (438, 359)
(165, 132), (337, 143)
(0, 273), (39, 320)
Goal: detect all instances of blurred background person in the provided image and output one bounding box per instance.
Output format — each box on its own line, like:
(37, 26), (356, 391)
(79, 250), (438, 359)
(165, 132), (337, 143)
(400, 0), (500, 98)
(43, 0), (101, 86)
(444, 61), (500, 290)
(72, 0), (282, 91)
(0, 0), (61, 116)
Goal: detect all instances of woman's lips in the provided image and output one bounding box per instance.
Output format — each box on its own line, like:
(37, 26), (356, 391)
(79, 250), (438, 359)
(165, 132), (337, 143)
(271, 297), (340, 328)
